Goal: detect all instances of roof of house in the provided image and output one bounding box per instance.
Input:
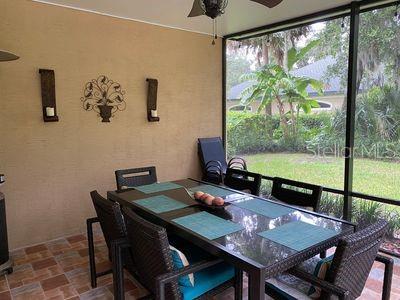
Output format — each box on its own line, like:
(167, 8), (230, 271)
(228, 56), (344, 100)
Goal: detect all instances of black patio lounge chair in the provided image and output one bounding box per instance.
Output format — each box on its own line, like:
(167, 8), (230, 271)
(264, 219), (393, 300)
(198, 137), (246, 184)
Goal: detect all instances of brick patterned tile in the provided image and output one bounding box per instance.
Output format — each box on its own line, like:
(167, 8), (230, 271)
(41, 274), (69, 292)
(70, 242), (88, 252)
(96, 261), (112, 274)
(79, 286), (114, 300)
(14, 250), (53, 266)
(23, 265), (64, 285)
(75, 285), (91, 295)
(25, 244), (48, 255)
(360, 288), (382, 300)
(78, 248), (89, 257)
(0, 277), (8, 293)
(47, 240), (72, 255)
(3, 229), (398, 299)
(124, 287), (150, 300)
(65, 268), (91, 291)
(106, 278), (137, 295)
(0, 291), (11, 300)
(32, 258), (58, 271)
(365, 277), (383, 291)
(6, 264), (35, 289)
(96, 274), (113, 288)
(10, 282), (46, 300)
(66, 235), (86, 245)
(55, 251), (86, 270)
(43, 284), (78, 299)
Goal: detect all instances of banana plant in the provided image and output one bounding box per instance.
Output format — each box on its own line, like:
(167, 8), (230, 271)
(240, 39), (324, 138)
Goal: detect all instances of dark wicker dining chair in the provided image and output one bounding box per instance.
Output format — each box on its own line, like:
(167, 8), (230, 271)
(224, 168), (262, 196)
(112, 207), (243, 300)
(115, 166), (157, 190)
(265, 219), (393, 300)
(87, 191), (136, 288)
(271, 177), (323, 212)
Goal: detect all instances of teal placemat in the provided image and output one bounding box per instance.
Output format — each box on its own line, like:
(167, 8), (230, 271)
(233, 198), (295, 219)
(188, 184), (235, 198)
(258, 221), (338, 251)
(134, 195), (188, 213)
(172, 211), (243, 240)
(134, 182), (182, 194)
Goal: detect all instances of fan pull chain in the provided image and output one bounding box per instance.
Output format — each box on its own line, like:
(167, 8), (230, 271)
(212, 19), (216, 45)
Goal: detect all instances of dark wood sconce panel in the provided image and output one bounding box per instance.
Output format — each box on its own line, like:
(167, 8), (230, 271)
(146, 78), (159, 122)
(39, 69), (59, 122)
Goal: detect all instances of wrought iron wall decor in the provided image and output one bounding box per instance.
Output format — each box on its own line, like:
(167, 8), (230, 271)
(81, 75), (126, 122)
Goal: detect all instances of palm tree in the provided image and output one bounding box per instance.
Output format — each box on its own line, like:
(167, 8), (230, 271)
(227, 26), (311, 114)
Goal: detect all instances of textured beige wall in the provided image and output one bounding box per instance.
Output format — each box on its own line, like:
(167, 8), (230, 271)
(0, 0), (222, 249)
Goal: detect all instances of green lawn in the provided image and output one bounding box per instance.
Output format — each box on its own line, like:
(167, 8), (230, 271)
(244, 152), (400, 201)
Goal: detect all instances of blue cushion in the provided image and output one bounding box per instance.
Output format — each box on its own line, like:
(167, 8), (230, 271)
(170, 246), (194, 287)
(265, 255), (334, 300)
(179, 262), (235, 300)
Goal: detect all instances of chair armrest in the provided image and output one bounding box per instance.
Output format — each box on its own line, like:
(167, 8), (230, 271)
(288, 267), (350, 300)
(111, 238), (132, 300)
(205, 160), (223, 171)
(375, 254), (394, 300)
(156, 258), (224, 300)
(375, 253), (394, 265)
(228, 157), (247, 169)
(86, 217), (99, 226)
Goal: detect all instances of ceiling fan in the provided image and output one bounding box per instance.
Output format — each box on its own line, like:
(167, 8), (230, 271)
(188, 0), (283, 44)
(188, 0), (283, 19)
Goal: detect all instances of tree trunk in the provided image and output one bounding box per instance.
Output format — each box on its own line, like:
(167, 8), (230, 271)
(283, 32), (290, 72)
(262, 42), (272, 116)
(394, 55), (400, 87)
(276, 95), (288, 137)
(289, 102), (296, 137)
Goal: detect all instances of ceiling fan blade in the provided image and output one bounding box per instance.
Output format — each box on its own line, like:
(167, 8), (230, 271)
(188, 0), (205, 17)
(0, 50), (19, 62)
(250, 0), (283, 8)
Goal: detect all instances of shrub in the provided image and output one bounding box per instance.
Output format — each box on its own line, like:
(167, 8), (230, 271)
(227, 111), (331, 155)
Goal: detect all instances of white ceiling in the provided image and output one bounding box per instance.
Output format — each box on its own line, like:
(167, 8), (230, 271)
(33, 0), (354, 37)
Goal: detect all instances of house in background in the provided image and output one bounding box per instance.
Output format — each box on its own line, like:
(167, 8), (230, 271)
(227, 56), (346, 114)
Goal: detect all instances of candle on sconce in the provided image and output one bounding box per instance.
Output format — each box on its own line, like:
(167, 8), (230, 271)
(151, 109), (158, 118)
(46, 107), (55, 117)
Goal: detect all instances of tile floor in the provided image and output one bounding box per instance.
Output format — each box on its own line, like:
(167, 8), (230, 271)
(0, 223), (398, 299)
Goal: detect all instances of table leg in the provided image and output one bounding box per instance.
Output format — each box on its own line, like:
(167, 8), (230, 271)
(248, 269), (265, 300)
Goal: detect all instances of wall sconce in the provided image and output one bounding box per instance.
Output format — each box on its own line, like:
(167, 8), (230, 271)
(146, 78), (160, 122)
(39, 69), (59, 122)
(81, 75), (126, 122)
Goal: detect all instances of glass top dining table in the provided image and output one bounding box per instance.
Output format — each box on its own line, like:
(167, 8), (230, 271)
(107, 178), (355, 300)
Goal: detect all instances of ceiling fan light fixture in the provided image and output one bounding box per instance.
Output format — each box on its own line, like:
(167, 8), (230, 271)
(203, 0), (229, 19)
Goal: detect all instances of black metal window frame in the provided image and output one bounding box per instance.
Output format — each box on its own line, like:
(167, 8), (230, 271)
(222, 0), (400, 220)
